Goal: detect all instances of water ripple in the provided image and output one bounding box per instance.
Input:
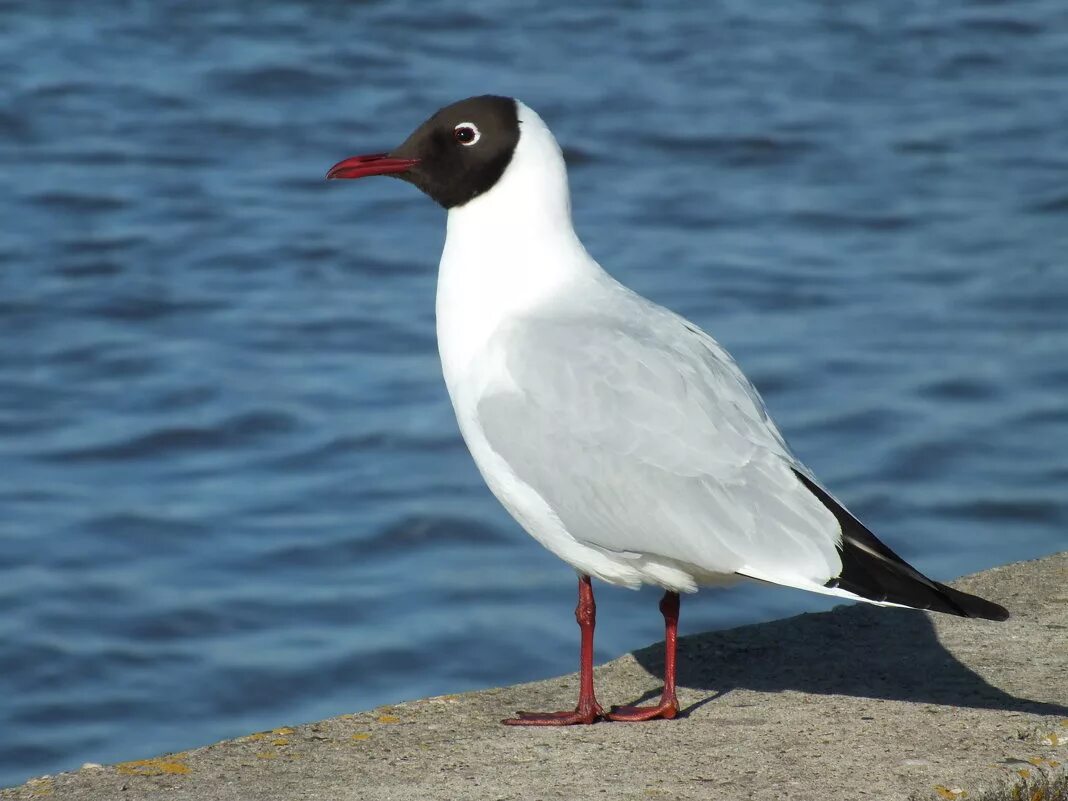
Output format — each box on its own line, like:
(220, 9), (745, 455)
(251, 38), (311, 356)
(40, 411), (300, 462)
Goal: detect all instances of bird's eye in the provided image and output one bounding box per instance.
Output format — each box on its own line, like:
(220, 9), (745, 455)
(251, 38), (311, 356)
(453, 122), (480, 146)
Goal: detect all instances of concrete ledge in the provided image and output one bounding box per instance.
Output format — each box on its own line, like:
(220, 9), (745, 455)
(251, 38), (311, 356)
(4, 553), (1066, 801)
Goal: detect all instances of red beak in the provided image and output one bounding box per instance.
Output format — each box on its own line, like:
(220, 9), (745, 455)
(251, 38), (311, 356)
(326, 153), (419, 180)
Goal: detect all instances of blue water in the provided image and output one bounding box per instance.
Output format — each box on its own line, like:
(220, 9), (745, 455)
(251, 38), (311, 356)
(2, 0), (1067, 787)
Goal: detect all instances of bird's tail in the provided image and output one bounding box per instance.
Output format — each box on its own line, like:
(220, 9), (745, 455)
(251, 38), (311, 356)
(793, 471), (1009, 622)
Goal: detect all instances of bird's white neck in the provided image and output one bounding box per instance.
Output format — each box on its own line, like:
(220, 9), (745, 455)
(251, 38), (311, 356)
(436, 102), (602, 392)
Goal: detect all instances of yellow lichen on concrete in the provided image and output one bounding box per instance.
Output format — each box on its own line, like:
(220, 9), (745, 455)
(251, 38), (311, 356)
(254, 752), (278, 761)
(25, 778), (53, 797)
(351, 733), (371, 742)
(934, 785), (968, 800)
(1026, 757), (1060, 768)
(376, 715), (400, 724)
(116, 757), (190, 777)
(272, 727), (294, 735)
(272, 738), (289, 746)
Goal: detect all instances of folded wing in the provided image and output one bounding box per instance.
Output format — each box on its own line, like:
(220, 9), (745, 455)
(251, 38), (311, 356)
(475, 307), (844, 588)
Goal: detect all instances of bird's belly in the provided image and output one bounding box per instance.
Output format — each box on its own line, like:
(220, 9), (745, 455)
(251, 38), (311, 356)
(449, 401), (633, 581)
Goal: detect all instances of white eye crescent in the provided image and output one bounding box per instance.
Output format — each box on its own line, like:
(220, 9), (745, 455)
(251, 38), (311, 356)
(453, 122), (481, 146)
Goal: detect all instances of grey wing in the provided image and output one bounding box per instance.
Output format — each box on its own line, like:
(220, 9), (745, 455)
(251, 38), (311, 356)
(475, 310), (844, 585)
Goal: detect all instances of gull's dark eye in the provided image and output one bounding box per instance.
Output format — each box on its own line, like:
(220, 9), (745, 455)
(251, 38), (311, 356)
(453, 122), (481, 146)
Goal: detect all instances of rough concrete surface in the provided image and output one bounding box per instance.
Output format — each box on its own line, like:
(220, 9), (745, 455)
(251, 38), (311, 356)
(4, 553), (1066, 801)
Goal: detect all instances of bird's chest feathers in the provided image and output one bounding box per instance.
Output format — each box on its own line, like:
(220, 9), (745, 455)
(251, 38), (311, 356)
(435, 250), (523, 393)
(436, 235), (585, 400)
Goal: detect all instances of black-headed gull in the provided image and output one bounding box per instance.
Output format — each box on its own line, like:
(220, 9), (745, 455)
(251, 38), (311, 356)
(327, 95), (1009, 725)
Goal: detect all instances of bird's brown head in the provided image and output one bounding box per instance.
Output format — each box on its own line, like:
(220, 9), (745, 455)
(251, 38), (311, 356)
(327, 95), (521, 209)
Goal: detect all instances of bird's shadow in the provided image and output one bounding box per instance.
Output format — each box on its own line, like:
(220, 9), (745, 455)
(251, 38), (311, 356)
(628, 603), (1068, 718)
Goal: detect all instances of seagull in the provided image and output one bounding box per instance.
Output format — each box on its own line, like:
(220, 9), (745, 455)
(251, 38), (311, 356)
(327, 95), (1009, 726)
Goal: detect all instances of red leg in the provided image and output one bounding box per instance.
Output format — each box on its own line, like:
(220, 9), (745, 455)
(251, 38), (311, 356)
(503, 575), (604, 725)
(608, 590), (680, 722)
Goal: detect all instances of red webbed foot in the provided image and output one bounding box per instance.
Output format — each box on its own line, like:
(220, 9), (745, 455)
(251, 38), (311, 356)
(503, 701), (604, 726)
(606, 695), (678, 722)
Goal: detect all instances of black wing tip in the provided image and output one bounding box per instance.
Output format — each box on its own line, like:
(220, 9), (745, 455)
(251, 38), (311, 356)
(932, 581), (1010, 621)
(794, 469), (1010, 622)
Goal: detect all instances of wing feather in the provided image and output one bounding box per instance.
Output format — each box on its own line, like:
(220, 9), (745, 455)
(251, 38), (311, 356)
(475, 302), (844, 585)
